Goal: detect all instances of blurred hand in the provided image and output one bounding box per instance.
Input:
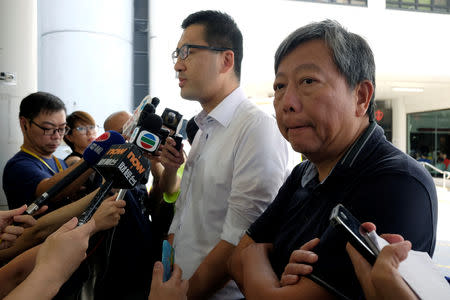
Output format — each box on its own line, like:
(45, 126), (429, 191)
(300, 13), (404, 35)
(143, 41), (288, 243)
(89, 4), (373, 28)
(0, 205), (38, 250)
(92, 194), (126, 234)
(346, 222), (417, 300)
(280, 238), (319, 287)
(149, 261), (188, 300)
(34, 217), (95, 285)
(160, 137), (184, 172)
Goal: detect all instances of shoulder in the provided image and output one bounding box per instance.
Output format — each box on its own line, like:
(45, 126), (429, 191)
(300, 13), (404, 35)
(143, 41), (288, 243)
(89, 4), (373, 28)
(4, 151), (41, 171)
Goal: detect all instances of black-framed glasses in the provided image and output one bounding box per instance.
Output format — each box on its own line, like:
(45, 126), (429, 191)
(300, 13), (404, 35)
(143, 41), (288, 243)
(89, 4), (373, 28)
(30, 119), (69, 136)
(172, 44), (233, 64)
(74, 125), (99, 135)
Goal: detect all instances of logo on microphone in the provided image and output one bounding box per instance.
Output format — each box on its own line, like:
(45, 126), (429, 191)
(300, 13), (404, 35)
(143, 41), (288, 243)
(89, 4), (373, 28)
(137, 131), (160, 152)
(95, 131), (110, 142)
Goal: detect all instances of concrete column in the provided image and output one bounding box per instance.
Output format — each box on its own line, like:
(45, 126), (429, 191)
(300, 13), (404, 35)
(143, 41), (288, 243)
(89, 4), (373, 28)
(0, 0), (38, 208)
(38, 0), (133, 125)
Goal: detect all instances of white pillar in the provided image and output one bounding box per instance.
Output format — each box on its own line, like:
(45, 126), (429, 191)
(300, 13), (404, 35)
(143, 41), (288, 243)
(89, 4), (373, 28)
(0, 0), (38, 208)
(38, 0), (133, 125)
(392, 97), (407, 153)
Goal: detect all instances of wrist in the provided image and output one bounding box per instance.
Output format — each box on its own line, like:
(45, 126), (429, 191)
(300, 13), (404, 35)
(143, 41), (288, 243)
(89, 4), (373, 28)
(26, 265), (64, 298)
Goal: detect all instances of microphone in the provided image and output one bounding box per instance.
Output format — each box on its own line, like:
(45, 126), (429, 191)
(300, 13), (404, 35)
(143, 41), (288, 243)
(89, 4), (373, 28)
(130, 113), (169, 154)
(77, 143), (150, 226)
(123, 96), (160, 139)
(161, 108), (183, 132)
(25, 131), (126, 215)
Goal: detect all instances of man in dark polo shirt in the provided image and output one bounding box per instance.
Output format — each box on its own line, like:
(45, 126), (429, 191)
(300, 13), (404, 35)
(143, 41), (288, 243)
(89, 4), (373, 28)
(227, 20), (437, 300)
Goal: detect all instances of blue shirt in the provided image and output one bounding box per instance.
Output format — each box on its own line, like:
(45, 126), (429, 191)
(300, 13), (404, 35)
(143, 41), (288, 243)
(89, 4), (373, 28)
(3, 151), (68, 209)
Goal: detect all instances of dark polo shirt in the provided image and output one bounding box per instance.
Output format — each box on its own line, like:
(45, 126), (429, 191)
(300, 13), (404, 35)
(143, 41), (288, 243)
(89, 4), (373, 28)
(247, 122), (437, 299)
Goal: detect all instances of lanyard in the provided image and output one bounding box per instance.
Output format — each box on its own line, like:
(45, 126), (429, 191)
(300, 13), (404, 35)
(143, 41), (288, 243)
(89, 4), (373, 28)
(20, 146), (64, 175)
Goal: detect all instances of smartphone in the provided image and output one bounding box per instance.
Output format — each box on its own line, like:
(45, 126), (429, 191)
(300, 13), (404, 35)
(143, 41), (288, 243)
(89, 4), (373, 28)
(330, 204), (379, 265)
(161, 240), (174, 282)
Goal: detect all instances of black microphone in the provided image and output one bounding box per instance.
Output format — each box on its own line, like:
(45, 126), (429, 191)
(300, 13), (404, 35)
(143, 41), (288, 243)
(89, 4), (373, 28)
(161, 108), (183, 132)
(130, 113), (167, 154)
(151, 97), (160, 109)
(25, 131), (126, 215)
(77, 143), (150, 226)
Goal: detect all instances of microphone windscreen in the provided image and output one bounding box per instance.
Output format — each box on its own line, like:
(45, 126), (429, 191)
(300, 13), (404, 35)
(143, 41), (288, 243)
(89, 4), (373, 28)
(137, 103), (156, 126)
(83, 130), (126, 165)
(142, 114), (163, 132)
(151, 97), (160, 108)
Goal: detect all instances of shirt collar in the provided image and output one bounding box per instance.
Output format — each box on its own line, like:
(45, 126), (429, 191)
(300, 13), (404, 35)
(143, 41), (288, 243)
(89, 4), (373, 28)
(301, 121), (381, 187)
(195, 87), (245, 130)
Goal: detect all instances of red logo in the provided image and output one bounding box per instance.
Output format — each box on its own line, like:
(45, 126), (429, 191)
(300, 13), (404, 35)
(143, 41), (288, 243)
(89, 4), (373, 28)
(95, 132), (110, 142)
(375, 110), (384, 122)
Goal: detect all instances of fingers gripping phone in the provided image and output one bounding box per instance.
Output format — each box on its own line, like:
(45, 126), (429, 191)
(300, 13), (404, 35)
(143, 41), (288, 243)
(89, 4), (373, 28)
(330, 204), (379, 265)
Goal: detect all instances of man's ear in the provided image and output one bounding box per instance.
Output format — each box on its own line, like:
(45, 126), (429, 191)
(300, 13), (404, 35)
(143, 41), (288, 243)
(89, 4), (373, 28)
(355, 80), (374, 117)
(220, 50), (235, 74)
(19, 117), (28, 131)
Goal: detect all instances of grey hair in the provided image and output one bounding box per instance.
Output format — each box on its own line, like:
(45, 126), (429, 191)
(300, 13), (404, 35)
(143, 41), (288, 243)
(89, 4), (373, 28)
(274, 20), (376, 121)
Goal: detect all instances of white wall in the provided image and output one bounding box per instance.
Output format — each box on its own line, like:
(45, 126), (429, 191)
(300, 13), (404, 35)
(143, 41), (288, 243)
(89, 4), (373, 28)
(0, 0), (38, 208)
(38, 0), (134, 126)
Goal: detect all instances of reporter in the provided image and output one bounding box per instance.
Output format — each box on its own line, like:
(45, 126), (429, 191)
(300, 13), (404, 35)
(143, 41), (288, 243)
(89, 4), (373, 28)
(3, 217), (95, 300)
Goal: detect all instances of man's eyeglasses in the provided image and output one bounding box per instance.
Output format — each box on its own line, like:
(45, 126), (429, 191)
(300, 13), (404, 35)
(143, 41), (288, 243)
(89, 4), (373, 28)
(30, 120), (69, 136)
(172, 44), (233, 64)
(73, 125), (99, 135)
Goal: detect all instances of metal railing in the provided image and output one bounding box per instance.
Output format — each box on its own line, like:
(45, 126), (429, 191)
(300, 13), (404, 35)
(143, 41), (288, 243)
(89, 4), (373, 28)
(419, 162), (450, 189)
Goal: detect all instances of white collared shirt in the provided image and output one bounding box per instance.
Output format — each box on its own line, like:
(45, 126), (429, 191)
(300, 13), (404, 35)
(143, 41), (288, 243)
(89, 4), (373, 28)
(169, 87), (289, 299)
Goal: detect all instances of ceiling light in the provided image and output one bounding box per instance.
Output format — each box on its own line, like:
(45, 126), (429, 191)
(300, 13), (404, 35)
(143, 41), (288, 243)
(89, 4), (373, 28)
(392, 87), (424, 93)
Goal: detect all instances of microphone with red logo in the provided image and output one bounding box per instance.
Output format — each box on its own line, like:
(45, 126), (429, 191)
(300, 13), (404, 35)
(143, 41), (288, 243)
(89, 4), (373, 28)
(25, 131), (125, 215)
(77, 143), (150, 226)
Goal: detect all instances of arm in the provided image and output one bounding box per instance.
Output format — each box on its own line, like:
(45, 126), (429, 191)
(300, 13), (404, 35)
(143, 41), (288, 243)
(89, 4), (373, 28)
(0, 189), (97, 263)
(0, 245), (39, 298)
(229, 234), (334, 300)
(35, 159), (94, 202)
(187, 240), (235, 299)
(4, 217), (95, 300)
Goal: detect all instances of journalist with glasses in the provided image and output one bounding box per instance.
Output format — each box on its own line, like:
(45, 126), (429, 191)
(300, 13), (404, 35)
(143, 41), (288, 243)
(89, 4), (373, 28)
(64, 111), (99, 167)
(3, 92), (95, 212)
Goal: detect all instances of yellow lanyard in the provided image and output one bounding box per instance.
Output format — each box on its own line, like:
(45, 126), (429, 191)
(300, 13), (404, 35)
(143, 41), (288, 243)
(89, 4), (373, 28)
(20, 146), (64, 174)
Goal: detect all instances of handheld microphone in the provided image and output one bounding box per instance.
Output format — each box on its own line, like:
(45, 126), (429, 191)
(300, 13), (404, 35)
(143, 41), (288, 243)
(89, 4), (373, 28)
(123, 96), (160, 139)
(161, 108), (183, 132)
(130, 113), (167, 154)
(77, 143), (150, 226)
(25, 131), (125, 215)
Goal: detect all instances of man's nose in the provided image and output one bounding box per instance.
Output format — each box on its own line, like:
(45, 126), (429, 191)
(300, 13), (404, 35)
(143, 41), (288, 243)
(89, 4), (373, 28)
(282, 84), (301, 113)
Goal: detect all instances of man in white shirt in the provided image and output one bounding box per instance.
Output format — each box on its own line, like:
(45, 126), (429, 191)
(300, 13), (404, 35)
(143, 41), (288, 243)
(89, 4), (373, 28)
(160, 10), (289, 300)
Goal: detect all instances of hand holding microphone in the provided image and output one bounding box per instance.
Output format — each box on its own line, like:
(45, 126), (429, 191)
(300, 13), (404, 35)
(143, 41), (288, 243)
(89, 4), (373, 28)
(77, 143), (150, 226)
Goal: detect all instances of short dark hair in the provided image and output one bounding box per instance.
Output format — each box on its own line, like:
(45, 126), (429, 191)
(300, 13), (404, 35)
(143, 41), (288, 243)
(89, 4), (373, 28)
(19, 91), (66, 120)
(64, 111), (96, 150)
(182, 10), (243, 81)
(274, 20), (376, 121)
